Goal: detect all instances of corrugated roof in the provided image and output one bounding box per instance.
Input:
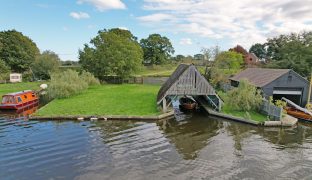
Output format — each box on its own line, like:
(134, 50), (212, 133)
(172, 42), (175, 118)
(229, 68), (291, 87)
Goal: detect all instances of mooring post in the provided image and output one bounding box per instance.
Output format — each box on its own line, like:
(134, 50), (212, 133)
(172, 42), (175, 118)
(162, 98), (167, 112)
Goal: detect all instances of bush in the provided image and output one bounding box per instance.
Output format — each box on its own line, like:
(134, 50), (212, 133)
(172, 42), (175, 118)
(48, 70), (99, 99)
(227, 79), (263, 111)
(206, 67), (227, 89)
(80, 71), (100, 86)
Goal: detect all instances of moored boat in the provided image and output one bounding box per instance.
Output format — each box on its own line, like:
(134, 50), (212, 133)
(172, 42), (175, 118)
(282, 97), (312, 121)
(0, 90), (39, 110)
(179, 96), (198, 111)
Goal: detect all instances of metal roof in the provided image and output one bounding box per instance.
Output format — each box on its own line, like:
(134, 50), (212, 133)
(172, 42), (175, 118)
(229, 68), (291, 87)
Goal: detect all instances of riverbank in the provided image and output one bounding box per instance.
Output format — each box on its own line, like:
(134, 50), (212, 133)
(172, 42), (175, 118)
(35, 84), (161, 117)
(0, 82), (42, 97)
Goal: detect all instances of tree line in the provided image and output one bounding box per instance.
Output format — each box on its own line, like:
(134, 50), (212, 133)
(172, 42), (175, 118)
(0, 28), (177, 81)
(249, 31), (312, 77)
(1, 28), (311, 82)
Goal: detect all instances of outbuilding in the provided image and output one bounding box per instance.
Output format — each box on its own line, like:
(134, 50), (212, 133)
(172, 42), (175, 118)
(157, 64), (222, 112)
(10, 73), (22, 83)
(230, 68), (310, 107)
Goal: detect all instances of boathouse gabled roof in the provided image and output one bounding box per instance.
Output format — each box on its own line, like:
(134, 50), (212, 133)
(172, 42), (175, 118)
(157, 64), (217, 104)
(229, 68), (293, 87)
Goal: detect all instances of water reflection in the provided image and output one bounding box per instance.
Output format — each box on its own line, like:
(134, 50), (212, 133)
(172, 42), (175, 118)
(157, 113), (222, 160)
(0, 105), (38, 120)
(2, 108), (312, 179)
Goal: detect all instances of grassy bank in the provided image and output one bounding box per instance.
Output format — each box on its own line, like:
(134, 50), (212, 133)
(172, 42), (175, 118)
(35, 84), (161, 116)
(218, 91), (267, 122)
(0, 82), (43, 97)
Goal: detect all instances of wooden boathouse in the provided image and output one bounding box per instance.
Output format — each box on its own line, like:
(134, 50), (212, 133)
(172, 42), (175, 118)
(157, 64), (222, 112)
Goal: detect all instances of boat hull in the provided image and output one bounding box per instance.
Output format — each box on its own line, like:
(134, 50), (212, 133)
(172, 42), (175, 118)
(285, 108), (312, 121)
(0, 99), (39, 110)
(179, 97), (198, 111)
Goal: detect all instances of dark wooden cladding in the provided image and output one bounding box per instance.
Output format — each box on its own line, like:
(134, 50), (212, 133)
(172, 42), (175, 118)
(157, 64), (217, 104)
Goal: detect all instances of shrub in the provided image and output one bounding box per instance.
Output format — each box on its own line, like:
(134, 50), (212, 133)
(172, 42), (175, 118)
(80, 71), (100, 86)
(206, 67), (227, 89)
(48, 70), (99, 99)
(227, 79), (263, 111)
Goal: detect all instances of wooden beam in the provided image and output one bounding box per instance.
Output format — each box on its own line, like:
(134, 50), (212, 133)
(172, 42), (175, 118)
(162, 98), (167, 113)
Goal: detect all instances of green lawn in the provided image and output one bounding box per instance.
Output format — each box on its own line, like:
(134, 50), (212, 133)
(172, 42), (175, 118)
(0, 82), (43, 97)
(136, 64), (178, 77)
(35, 84), (161, 116)
(221, 104), (267, 122)
(217, 91), (267, 122)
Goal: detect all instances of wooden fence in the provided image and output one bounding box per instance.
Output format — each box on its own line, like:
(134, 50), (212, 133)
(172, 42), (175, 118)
(260, 100), (282, 121)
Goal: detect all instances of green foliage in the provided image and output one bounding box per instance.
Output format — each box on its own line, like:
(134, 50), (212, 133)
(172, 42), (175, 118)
(266, 38), (312, 76)
(250, 31), (312, 77)
(206, 67), (227, 89)
(0, 30), (39, 72)
(194, 54), (204, 60)
(0, 59), (10, 81)
(32, 50), (61, 80)
(80, 71), (100, 86)
(249, 43), (266, 59)
(79, 28), (143, 80)
(140, 34), (174, 65)
(227, 79), (263, 111)
(48, 70), (97, 99)
(214, 51), (244, 69)
(173, 55), (185, 61)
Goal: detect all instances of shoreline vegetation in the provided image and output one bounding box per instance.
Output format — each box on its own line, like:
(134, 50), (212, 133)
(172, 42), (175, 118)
(217, 91), (267, 123)
(35, 84), (161, 117)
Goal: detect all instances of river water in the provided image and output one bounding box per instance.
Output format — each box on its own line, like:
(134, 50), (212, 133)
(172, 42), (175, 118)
(1, 108), (312, 180)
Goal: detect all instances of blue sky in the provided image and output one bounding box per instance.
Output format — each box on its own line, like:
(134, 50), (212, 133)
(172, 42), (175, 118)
(1, 0), (312, 61)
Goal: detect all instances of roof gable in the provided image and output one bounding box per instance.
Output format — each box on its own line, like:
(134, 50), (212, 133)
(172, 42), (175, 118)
(157, 64), (216, 104)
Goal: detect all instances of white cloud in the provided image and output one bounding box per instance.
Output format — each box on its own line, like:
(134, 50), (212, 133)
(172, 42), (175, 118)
(77, 0), (126, 11)
(70, 12), (90, 19)
(179, 38), (192, 45)
(139, 0), (312, 49)
(118, 27), (129, 30)
(137, 13), (176, 23)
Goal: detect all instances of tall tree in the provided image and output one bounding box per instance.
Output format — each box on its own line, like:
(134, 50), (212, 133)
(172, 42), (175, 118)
(214, 51), (244, 69)
(79, 28), (143, 80)
(31, 50), (61, 80)
(0, 30), (39, 72)
(0, 59), (10, 81)
(264, 31), (312, 77)
(140, 34), (174, 65)
(249, 43), (266, 60)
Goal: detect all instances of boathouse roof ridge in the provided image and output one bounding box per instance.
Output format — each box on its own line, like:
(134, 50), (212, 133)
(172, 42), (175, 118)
(157, 64), (189, 103)
(157, 64), (218, 105)
(230, 68), (292, 87)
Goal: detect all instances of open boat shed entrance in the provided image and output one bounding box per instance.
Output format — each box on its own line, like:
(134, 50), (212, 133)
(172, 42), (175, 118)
(157, 64), (222, 112)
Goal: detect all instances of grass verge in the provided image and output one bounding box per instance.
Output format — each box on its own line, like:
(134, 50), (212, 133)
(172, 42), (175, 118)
(35, 84), (161, 116)
(0, 82), (43, 97)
